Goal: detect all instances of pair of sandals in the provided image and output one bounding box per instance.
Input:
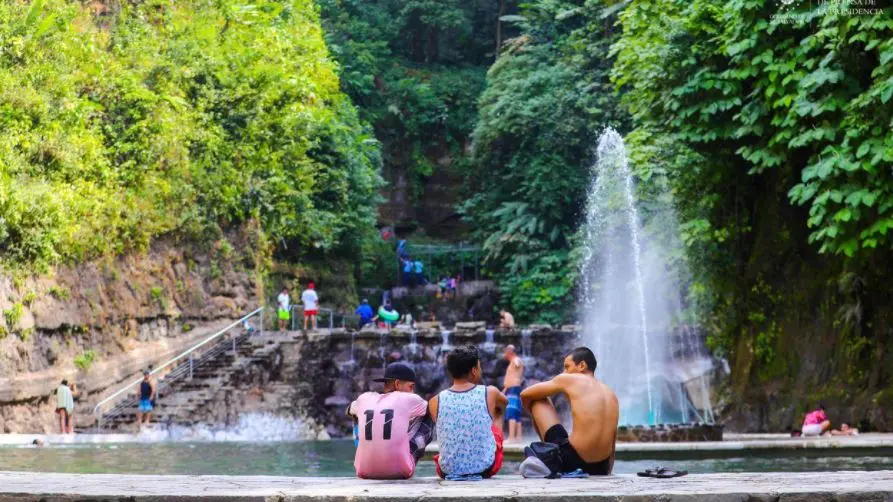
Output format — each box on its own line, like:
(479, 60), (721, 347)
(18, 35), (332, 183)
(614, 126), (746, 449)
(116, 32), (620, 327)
(637, 466), (688, 478)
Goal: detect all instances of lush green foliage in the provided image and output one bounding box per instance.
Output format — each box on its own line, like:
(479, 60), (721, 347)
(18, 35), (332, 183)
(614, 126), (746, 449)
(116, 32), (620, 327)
(614, 0), (893, 259)
(318, 0), (515, 211)
(613, 0), (893, 396)
(463, 0), (628, 322)
(0, 0), (382, 270)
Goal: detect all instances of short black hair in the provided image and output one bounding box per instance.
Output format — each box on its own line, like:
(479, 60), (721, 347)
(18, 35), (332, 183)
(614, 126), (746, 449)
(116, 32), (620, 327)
(446, 345), (480, 379)
(569, 347), (597, 373)
(61, 379), (68, 385)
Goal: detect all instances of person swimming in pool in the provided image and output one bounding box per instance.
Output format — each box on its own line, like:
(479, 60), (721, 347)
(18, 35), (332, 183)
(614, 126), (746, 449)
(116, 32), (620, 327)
(520, 346), (619, 475)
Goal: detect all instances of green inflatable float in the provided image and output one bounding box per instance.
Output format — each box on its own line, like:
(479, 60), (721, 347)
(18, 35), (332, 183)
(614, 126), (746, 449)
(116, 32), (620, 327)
(378, 306), (399, 322)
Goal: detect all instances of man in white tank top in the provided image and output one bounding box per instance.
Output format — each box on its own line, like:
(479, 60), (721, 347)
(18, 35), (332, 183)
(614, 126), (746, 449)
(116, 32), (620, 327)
(428, 345), (508, 479)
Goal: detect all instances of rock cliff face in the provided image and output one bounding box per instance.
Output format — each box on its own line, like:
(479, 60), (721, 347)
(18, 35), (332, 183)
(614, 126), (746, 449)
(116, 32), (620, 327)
(0, 231), (262, 433)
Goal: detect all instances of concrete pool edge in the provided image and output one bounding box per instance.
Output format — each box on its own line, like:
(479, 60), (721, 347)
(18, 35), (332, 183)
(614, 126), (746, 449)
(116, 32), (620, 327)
(1, 471), (893, 501)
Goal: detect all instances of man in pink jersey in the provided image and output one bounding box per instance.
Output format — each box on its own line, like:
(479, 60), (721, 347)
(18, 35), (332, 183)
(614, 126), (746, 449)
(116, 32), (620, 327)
(348, 363), (434, 479)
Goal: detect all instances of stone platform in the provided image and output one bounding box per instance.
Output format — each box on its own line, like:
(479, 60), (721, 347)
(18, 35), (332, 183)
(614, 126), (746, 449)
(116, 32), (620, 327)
(428, 433), (893, 459)
(4, 433), (893, 460)
(1, 471), (892, 501)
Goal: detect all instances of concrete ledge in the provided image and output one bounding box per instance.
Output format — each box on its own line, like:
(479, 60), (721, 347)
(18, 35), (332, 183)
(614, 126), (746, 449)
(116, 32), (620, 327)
(429, 434), (893, 459)
(1, 471), (892, 501)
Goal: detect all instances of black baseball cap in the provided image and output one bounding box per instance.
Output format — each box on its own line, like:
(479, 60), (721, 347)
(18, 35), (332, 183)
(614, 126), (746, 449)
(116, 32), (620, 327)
(374, 363), (416, 383)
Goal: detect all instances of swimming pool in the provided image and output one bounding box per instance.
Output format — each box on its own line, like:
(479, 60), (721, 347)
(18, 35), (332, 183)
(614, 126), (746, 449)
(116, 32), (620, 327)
(3, 441), (893, 476)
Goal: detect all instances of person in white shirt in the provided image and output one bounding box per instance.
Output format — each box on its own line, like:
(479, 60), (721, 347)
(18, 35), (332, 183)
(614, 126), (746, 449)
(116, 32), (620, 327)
(277, 287), (290, 332)
(302, 282), (319, 331)
(55, 380), (74, 434)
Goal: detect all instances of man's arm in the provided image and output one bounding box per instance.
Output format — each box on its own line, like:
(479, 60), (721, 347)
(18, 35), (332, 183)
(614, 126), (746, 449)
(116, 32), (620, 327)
(427, 395), (439, 423)
(519, 375), (567, 412)
(346, 400), (357, 418)
(487, 386), (508, 421)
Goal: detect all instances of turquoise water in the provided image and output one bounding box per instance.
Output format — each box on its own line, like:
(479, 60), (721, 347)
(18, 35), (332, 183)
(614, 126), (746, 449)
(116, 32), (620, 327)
(3, 441), (893, 476)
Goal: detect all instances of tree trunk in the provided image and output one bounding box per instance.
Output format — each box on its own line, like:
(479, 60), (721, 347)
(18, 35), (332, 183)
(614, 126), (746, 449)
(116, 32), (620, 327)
(495, 0), (506, 59)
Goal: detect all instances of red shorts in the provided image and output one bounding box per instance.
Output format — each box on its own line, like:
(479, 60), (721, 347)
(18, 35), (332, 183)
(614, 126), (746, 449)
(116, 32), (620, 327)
(304, 310), (318, 317)
(434, 423), (504, 478)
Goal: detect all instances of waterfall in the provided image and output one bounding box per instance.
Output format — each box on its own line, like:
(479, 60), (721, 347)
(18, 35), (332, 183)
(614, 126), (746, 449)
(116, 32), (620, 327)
(439, 330), (452, 352)
(481, 329), (497, 353)
(407, 329), (419, 356)
(579, 127), (713, 425)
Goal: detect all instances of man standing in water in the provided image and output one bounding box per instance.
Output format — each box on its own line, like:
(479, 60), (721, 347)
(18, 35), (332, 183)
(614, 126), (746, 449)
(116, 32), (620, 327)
(520, 347), (619, 475)
(136, 370), (155, 433)
(502, 345), (524, 442)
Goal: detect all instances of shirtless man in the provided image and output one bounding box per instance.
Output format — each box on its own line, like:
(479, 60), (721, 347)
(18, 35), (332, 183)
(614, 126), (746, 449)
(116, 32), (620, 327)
(520, 346), (618, 475)
(502, 345), (524, 442)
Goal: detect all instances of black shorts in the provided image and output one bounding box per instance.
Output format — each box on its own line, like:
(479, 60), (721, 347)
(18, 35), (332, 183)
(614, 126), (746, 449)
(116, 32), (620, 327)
(544, 424), (613, 475)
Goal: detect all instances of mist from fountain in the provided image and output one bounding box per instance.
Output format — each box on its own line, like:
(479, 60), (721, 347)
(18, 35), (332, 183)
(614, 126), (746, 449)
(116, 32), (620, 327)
(579, 127), (713, 426)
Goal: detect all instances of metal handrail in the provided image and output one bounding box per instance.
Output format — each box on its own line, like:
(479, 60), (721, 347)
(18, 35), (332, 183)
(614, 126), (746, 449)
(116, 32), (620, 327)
(97, 331), (251, 430)
(289, 305), (335, 331)
(92, 307), (264, 420)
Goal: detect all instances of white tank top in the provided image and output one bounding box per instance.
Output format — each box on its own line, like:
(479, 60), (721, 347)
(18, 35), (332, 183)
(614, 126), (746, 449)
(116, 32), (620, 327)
(435, 385), (496, 475)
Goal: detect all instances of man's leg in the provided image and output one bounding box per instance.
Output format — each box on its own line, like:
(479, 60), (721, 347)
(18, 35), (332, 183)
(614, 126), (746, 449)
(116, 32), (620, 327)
(304, 315), (308, 331)
(528, 398), (562, 440)
(312, 314), (317, 330)
(136, 411), (143, 432)
(820, 420), (831, 434)
(57, 410), (65, 434)
(67, 411), (74, 434)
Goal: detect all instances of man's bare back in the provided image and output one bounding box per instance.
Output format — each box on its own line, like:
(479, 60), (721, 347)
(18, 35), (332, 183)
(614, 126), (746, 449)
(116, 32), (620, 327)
(520, 347), (619, 475)
(554, 373), (618, 462)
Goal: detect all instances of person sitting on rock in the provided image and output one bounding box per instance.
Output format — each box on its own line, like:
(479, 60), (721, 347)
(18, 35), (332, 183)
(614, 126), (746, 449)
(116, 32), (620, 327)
(801, 404), (831, 437)
(520, 347), (619, 476)
(498, 309), (515, 329)
(347, 363), (434, 479)
(429, 345), (507, 480)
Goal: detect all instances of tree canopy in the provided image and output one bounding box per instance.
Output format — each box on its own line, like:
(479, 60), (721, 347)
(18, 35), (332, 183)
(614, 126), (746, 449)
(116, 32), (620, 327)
(0, 0), (382, 270)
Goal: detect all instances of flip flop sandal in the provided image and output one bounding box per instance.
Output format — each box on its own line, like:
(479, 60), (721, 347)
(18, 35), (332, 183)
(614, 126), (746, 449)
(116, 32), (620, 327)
(637, 467), (688, 478)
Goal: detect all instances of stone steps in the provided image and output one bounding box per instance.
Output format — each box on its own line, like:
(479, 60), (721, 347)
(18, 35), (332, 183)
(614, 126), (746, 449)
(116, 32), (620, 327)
(99, 335), (285, 430)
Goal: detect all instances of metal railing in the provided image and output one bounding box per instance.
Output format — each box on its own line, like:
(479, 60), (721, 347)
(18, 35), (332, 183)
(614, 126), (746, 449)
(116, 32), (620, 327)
(93, 307), (264, 429)
(288, 305), (338, 331)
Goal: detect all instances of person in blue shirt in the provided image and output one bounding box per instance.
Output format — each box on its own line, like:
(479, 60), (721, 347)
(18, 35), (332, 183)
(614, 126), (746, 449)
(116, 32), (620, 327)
(356, 298), (374, 329)
(403, 257), (414, 287)
(413, 259), (426, 286)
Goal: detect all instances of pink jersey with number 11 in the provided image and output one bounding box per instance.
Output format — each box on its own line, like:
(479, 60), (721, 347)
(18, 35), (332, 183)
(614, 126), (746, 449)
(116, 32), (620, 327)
(349, 391), (428, 479)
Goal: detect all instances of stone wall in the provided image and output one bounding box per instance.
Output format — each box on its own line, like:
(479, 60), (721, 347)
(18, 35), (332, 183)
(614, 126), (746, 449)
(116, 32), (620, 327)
(0, 230), (261, 433)
(617, 424), (723, 442)
(293, 326), (581, 437)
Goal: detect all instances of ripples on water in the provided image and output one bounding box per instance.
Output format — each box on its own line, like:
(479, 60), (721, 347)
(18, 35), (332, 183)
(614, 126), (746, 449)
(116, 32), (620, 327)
(3, 441), (893, 476)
